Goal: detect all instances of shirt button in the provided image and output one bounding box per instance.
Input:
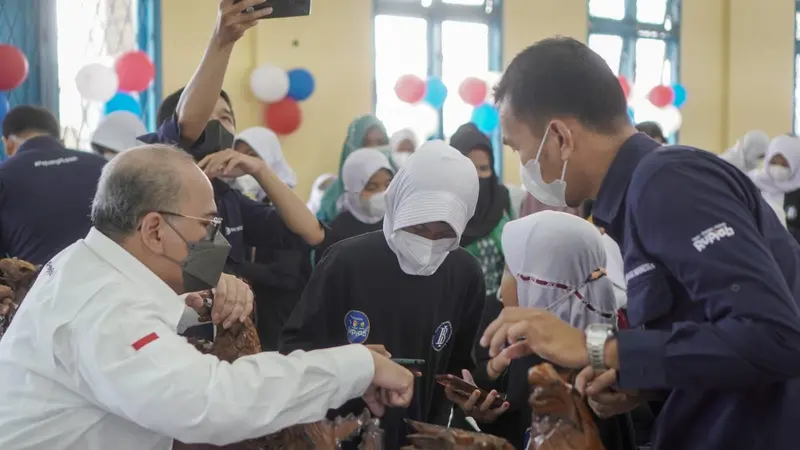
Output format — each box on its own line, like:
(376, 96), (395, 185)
(731, 284), (740, 292)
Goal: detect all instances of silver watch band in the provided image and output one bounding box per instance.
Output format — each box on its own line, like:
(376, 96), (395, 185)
(585, 324), (616, 371)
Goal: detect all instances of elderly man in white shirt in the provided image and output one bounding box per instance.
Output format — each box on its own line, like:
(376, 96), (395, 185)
(0, 144), (414, 449)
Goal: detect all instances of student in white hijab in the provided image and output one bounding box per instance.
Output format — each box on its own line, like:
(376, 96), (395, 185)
(388, 128), (417, 169)
(234, 127), (298, 200)
(306, 173), (337, 214)
(720, 130), (770, 172)
(281, 141), (485, 448)
(90, 111), (147, 160)
(748, 135), (800, 227)
(313, 148), (394, 263)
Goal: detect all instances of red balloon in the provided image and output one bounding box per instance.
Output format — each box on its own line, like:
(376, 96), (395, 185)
(0, 45), (29, 91)
(459, 77), (488, 106)
(265, 98), (302, 135)
(618, 75), (631, 99)
(394, 74), (426, 104)
(115, 51), (155, 92)
(648, 85), (675, 108)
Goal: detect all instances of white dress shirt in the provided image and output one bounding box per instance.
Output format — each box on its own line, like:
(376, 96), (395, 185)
(0, 228), (375, 449)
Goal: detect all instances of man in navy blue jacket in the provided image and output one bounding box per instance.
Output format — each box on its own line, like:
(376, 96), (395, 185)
(0, 105), (106, 264)
(480, 36), (800, 449)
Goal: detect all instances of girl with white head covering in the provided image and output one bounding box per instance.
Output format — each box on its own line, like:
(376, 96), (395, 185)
(90, 111), (147, 160)
(388, 128), (417, 169)
(748, 135), (800, 227)
(233, 127), (298, 201)
(720, 130), (770, 172)
(306, 173), (336, 214)
(312, 149), (394, 264)
(281, 141), (486, 448)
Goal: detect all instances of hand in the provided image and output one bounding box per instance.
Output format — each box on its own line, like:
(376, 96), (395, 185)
(186, 274), (253, 329)
(363, 351), (415, 416)
(575, 366), (641, 419)
(486, 352), (512, 381)
(366, 344), (391, 358)
(214, 0), (272, 47)
(198, 149), (267, 180)
(479, 307), (589, 369)
(444, 370), (509, 423)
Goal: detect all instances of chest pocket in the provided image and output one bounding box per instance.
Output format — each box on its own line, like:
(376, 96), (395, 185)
(624, 261), (674, 329)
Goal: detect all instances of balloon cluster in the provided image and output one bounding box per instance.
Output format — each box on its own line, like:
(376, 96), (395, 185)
(0, 44), (30, 123)
(74, 50), (155, 117)
(461, 74), (501, 135)
(250, 64), (315, 136)
(620, 75), (687, 135)
(393, 74), (444, 140)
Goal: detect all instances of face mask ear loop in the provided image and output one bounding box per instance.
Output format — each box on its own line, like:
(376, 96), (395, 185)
(535, 125), (551, 162)
(559, 158), (568, 182)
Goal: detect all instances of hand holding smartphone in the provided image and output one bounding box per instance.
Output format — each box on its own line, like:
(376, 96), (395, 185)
(435, 374), (506, 409)
(232, 0), (311, 20)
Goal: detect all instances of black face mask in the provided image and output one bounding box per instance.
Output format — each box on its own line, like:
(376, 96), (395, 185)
(190, 120), (235, 162)
(164, 219), (232, 293)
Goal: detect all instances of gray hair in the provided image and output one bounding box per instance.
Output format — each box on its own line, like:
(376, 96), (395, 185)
(91, 144), (196, 242)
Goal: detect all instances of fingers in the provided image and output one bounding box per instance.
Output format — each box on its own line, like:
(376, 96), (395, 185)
(461, 369), (474, 384)
(223, 277), (246, 329)
(478, 390), (499, 411)
(585, 369), (618, 396)
(362, 385), (385, 417)
(488, 323), (511, 358)
(575, 365), (596, 395)
(499, 341), (532, 361)
(591, 390), (628, 406)
(184, 293), (205, 311)
(241, 286), (254, 323)
(463, 390), (481, 411)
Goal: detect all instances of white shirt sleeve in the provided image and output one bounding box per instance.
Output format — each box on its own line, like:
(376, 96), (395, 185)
(73, 307), (375, 446)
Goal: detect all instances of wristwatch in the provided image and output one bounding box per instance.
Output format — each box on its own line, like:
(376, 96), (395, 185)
(585, 323), (616, 371)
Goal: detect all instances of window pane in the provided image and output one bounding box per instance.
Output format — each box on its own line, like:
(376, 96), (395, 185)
(636, 0), (667, 24)
(56, 0), (139, 150)
(441, 20), (489, 138)
(374, 15), (428, 136)
(633, 38), (667, 124)
(589, 0), (625, 20)
(443, 0), (484, 4)
(588, 34), (623, 76)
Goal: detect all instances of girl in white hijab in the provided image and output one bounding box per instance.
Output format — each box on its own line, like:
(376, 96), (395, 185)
(720, 130), (770, 172)
(388, 128), (418, 169)
(502, 210), (617, 329)
(312, 149), (394, 264)
(748, 135), (800, 227)
(90, 111), (147, 160)
(234, 127), (298, 200)
(306, 173), (336, 214)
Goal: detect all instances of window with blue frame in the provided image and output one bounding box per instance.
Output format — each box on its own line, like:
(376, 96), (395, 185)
(373, 0), (503, 165)
(588, 0), (680, 127)
(55, 0), (161, 149)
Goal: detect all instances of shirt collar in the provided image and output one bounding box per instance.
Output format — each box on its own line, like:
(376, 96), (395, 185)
(16, 136), (65, 154)
(592, 133), (662, 229)
(84, 228), (185, 325)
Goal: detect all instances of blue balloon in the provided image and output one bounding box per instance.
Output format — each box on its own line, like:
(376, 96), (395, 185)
(424, 76), (448, 109)
(287, 68), (315, 101)
(471, 103), (500, 134)
(628, 107), (635, 122)
(105, 92), (141, 116)
(672, 83), (687, 108)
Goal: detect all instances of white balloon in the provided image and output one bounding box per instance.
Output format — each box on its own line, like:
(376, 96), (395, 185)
(409, 103), (439, 142)
(250, 64), (290, 103)
(658, 106), (683, 135)
(75, 64), (118, 102)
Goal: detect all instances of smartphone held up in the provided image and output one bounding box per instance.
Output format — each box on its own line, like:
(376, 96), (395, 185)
(233, 0), (312, 19)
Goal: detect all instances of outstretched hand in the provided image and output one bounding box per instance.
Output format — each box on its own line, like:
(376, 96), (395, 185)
(444, 370), (509, 423)
(214, 0), (272, 47)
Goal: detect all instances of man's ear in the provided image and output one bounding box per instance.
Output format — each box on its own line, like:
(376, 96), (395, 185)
(2, 136), (16, 158)
(139, 212), (167, 255)
(550, 120), (574, 161)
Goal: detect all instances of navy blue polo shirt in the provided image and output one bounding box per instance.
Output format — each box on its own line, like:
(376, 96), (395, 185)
(138, 116), (290, 273)
(0, 136), (106, 265)
(592, 133), (800, 449)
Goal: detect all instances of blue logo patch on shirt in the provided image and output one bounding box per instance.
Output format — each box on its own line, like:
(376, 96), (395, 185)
(431, 321), (453, 351)
(344, 310), (370, 344)
(523, 427), (531, 450)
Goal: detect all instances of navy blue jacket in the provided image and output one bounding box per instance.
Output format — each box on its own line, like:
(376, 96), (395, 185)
(0, 136), (105, 265)
(138, 117), (292, 273)
(592, 133), (800, 450)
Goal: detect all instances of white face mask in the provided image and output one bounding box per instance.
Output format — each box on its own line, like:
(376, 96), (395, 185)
(237, 174), (264, 200)
(521, 126), (568, 207)
(391, 230), (455, 276)
(391, 151), (413, 169)
(768, 164), (792, 183)
(360, 192), (387, 218)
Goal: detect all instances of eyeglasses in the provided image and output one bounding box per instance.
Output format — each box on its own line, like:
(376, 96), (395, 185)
(516, 268), (615, 320)
(158, 211), (223, 240)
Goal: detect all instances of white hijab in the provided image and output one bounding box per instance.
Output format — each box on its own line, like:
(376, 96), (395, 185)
(383, 140), (479, 275)
(389, 128), (418, 168)
(307, 173), (336, 213)
(91, 111), (147, 157)
(502, 211), (617, 329)
(342, 148), (393, 224)
(236, 127), (298, 187)
(720, 130), (770, 171)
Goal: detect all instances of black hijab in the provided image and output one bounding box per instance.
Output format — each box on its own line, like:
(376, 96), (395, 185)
(450, 123), (510, 246)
